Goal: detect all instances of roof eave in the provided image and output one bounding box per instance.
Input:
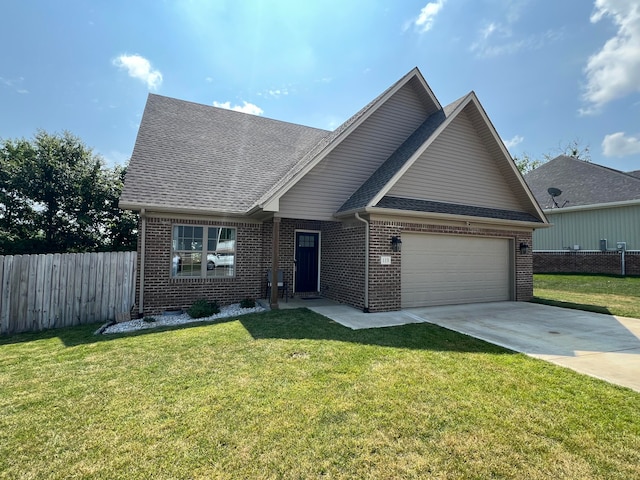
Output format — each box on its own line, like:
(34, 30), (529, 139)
(118, 201), (247, 218)
(337, 206), (550, 229)
(542, 198), (640, 213)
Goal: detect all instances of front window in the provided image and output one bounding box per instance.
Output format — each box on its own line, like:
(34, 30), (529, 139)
(172, 225), (235, 278)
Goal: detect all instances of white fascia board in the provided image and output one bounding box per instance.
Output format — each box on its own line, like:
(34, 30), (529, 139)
(364, 206), (550, 229)
(117, 201), (246, 218)
(543, 199), (640, 214)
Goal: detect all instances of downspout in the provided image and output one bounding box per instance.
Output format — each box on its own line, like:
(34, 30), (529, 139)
(138, 208), (146, 318)
(355, 212), (369, 312)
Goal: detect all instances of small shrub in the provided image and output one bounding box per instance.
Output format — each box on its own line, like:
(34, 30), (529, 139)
(142, 316), (156, 323)
(187, 299), (220, 319)
(240, 298), (256, 309)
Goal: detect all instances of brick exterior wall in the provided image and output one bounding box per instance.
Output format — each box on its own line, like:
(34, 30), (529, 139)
(133, 213), (535, 317)
(367, 219), (534, 312)
(534, 251), (640, 275)
(261, 219), (366, 309)
(134, 215), (263, 316)
(319, 220), (366, 309)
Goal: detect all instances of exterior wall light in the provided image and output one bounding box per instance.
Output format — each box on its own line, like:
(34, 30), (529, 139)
(519, 242), (530, 255)
(391, 236), (402, 252)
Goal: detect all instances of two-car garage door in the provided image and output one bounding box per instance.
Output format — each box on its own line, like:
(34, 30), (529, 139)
(401, 233), (512, 308)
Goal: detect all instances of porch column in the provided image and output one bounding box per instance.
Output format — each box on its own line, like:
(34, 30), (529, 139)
(270, 217), (281, 309)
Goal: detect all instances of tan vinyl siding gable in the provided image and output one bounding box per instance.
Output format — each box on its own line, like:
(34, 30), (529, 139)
(387, 104), (526, 212)
(277, 80), (433, 220)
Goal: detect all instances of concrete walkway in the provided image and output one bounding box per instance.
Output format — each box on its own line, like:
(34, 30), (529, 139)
(303, 300), (640, 393)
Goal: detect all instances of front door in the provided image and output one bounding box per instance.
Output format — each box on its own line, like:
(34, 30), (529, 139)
(295, 231), (319, 292)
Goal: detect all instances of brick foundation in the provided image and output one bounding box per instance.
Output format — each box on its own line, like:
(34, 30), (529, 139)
(534, 251), (640, 275)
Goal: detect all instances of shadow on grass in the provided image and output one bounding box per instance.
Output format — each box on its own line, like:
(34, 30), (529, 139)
(0, 308), (512, 354)
(531, 297), (612, 315)
(0, 316), (241, 348)
(239, 308), (512, 354)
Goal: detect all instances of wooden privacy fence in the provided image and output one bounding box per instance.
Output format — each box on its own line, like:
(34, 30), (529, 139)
(0, 251), (137, 335)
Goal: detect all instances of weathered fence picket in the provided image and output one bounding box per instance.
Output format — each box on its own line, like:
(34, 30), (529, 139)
(0, 251), (137, 335)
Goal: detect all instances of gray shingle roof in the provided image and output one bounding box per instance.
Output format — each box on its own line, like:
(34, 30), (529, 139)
(524, 155), (640, 208)
(628, 170), (640, 179)
(376, 196), (543, 223)
(119, 94), (328, 213)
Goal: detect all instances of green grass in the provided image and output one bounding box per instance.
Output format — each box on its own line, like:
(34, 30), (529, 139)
(534, 274), (640, 318)
(1, 310), (639, 479)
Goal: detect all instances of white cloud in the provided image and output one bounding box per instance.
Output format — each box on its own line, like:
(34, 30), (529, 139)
(213, 101), (264, 116)
(471, 24), (563, 58)
(602, 132), (640, 157)
(0, 76), (28, 94)
(581, 0), (640, 113)
(503, 135), (524, 149)
(414, 0), (446, 33)
(266, 88), (289, 98)
(113, 54), (163, 90)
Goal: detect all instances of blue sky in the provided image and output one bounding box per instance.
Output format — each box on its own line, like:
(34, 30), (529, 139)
(1, 0), (639, 172)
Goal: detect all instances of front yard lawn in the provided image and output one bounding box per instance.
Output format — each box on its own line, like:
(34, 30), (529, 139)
(534, 274), (640, 318)
(1, 309), (639, 479)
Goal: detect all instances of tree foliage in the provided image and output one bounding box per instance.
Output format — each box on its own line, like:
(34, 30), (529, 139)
(513, 139), (591, 175)
(0, 130), (137, 254)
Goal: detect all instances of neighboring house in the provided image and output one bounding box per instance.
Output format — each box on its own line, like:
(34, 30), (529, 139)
(524, 155), (640, 275)
(119, 68), (548, 317)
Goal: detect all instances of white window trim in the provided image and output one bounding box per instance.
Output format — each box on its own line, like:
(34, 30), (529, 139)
(171, 224), (236, 279)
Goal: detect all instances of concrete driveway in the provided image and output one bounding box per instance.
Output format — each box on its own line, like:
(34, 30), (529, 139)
(308, 301), (640, 392)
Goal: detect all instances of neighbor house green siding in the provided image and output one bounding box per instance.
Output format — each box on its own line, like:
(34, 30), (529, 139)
(533, 203), (640, 251)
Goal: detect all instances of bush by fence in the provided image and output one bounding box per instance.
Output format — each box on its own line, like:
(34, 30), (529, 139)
(0, 251), (136, 335)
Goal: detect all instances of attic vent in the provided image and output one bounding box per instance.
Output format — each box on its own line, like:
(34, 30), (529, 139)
(547, 187), (569, 208)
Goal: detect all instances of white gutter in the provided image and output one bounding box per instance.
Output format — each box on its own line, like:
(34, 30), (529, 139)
(543, 198), (640, 214)
(138, 208), (146, 318)
(355, 212), (369, 313)
(353, 207), (549, 229)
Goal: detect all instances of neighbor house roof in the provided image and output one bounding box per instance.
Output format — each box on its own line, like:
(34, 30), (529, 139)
(524, 155), (640, 209)
(119, 94), (329, 214)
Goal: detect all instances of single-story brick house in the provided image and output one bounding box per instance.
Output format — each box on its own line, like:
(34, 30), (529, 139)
(119, 68), (548, 317)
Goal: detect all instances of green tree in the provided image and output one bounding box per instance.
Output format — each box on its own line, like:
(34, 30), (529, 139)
(0, 130), (137, 254)
(513, 152), (543, 174)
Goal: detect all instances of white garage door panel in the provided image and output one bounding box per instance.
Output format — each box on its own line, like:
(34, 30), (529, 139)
(402, 234), (511, 308)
